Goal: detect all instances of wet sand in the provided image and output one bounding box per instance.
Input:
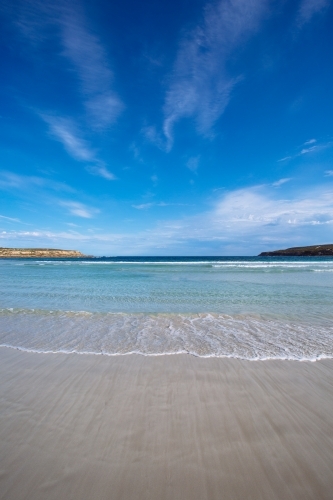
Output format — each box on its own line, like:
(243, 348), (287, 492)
(0, 347), (333, 500)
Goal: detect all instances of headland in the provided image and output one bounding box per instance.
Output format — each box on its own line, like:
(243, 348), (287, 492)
(259, 244), (333, 256)
(0, 247), (87, 258)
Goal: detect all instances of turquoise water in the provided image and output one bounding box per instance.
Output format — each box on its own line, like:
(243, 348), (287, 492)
(0, 257), (332, 359)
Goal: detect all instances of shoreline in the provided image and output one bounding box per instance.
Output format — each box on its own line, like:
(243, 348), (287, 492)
(1, 343), (333, 362)
(2, 308), (332, 361)
(1, 347), (333, 499)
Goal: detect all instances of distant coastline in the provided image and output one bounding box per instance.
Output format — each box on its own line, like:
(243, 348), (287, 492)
(0, 247), (87, 258)
(259, 244), (333, 257)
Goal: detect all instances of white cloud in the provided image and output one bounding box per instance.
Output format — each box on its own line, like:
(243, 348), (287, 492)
(130, 143), (142, 162)
(86, 165), (116, 180)
(272, 178), (292, 187)
(151, 175), (158, 186)
(162, 0), (268, 150)
(60, 201), (99, 218)
(0, 229), (91, 246)
(129, 184), (333, 252)
(0, 170), (74, 192)
(0, 215), (21, 223)
(186, 156), (200, 173)
(0, 171), (34, 189)
(300, 145), (318, 155)
(7, 1), (121, 180)
(277, 156), (292, 163)
(211, 185), (333, 227)
(60, 10), (124, 129)
(142, 125), (166, 151)
(41, 115), (116, 180)
(325, 170), (333, 177)
(5, 0), (52, 43)
(277, 139), (332, 162)
(42, 115), (95, 162)
(2, 183), (333, 254)
(297, 0), (329, 27)
(9, 0), (123, 130)
(132, 203), (154, 210)
(132, 201), (186, 210)
(303, 138), (317, 145)
(84, 92), (124, 131)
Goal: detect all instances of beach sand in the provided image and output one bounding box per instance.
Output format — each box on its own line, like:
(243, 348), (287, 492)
(0, 347), (332, 500)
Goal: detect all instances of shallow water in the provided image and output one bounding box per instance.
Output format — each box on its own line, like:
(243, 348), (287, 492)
(0, 257), (332, 359)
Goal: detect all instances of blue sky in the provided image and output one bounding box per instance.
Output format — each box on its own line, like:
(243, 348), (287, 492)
(1, 0), (333, 255)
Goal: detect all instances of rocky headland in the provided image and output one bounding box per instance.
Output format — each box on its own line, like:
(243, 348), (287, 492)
(0, 247), (87, 258)
(259, 244), (333, 257)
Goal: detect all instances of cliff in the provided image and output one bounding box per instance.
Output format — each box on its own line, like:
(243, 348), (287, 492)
(0, 248), (87, 258)
(259, 244), (333, 257)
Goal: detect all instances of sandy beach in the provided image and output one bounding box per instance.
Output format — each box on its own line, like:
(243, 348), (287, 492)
(0, 347), (333, 500)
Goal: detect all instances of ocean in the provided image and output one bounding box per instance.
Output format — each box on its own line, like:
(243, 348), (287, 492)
(0, 256), (332, 360)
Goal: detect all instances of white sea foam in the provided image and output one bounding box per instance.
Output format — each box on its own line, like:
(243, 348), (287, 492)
(11, 259), (333, 275)
(32, 260), (333, 266)
(0, 309), (332, 361)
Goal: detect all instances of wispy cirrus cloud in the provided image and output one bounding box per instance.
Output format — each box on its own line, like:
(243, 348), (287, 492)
(60, 201), (99, 218)
(142, 125), (166, 151)
(59, 6), (124, 129)
(0, 215), (21, 223)
(132, 202), (171, 210)
(132, 202), (155, 210)
(7, 0), (124, 130)
(160, 0), (268, 150)
(277, 138), (333, 162)
(300, 145), (318, 155)
(132, 201), (188, 210)
(86, 165), (116, 181)
(0, 170), (74, 193)
(41, 115), (116, 180)
(303, 138), (317, 145)
(186, 156), (200, 173)
(272, 178), (292, 187)
(42, 115), (95, 162)
(297, 0), (330, 27)
(0, 229), (90, 244)
(4, 0), (121, 182)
